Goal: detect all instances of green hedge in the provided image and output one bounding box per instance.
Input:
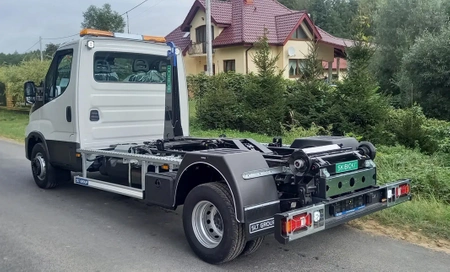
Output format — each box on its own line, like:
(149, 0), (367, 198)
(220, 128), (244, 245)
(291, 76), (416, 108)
(188, 71), (450, 156)
(189, 72), (286, 135)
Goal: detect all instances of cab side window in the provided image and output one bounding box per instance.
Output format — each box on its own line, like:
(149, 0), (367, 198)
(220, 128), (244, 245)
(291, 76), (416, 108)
(44, 49), (73, 103)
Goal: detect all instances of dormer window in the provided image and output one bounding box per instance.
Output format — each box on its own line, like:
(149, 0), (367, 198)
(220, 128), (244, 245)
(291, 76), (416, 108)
(291, 26), (308, 39)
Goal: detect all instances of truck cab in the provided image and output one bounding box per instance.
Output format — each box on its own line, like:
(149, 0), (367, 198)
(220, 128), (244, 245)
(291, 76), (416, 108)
(24, 29), (189, 181)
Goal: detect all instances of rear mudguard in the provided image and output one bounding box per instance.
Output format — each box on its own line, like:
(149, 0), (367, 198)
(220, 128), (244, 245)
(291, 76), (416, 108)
(174, 149), (280, 228)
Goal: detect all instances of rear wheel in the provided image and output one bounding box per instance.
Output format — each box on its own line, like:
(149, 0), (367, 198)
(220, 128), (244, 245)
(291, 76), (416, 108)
(31, 143), (71, 189)
(241, 236), (265, 257)
(182, 182), (246, 264)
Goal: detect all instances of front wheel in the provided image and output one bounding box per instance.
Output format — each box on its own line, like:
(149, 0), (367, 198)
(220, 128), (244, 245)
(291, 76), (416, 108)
(30, 143), (70, 189)
(182, 182), (246, 264)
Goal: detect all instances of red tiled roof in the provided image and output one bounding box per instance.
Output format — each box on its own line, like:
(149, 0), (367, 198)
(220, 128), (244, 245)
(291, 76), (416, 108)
(198, 0), (232, 25)
(165, 26), (191, 55)
(180, 0), (232, 31)
(275, 12), (306, 43)
(168, 0), (352, 52)
(317, 27), (354, 49)
(213, 0), (300, 46)
(322, 58), (348, 70)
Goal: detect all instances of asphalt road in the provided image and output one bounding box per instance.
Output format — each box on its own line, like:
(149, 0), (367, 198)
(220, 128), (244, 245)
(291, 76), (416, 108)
(1, 139), (449, 272)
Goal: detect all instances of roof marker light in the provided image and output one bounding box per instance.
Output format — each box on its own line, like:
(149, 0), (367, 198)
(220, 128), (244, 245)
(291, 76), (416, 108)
(80, 28), (166, 43)
(143, 35), (166, 43)
(80, 29), (113, 37)
(86, 40), (95, 49)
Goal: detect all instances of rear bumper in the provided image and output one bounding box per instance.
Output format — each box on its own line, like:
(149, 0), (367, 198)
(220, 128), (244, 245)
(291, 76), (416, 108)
(273, 179), (412, 244)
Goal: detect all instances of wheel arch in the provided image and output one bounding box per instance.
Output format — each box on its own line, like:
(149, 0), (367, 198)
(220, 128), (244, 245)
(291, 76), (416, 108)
(26, 131), (48, 160)
(173, 151), (280, 223)
(175, 162), (239, 221)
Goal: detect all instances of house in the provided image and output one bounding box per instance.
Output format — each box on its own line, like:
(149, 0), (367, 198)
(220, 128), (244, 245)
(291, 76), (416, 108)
(165, 0), (353, 80)
(322, 58), (348, 81)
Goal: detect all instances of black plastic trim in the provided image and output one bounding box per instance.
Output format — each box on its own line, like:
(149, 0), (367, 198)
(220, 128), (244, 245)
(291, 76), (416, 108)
(25, 131), (49, 160)
(46, 140), (82, 172)
(175, 150), (279, 223)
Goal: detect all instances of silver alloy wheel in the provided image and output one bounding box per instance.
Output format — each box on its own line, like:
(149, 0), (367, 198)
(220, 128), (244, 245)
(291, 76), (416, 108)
(191, 200), (224, 248)
(32, 152), (46, 181)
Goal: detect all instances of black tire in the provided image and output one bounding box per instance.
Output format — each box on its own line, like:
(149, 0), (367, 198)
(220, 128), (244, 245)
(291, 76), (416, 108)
(240, 236), (265, 257)
(30, 143), (70, 189)
(182, 182), (246, 264)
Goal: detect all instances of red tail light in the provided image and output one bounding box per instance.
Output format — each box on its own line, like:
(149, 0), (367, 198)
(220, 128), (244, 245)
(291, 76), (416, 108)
(282, 213), (312, 234)
(396, 184), (410, 197)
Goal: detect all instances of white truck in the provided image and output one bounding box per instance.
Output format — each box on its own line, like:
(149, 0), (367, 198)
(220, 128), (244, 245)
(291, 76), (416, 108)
(23, 29), (412, 264)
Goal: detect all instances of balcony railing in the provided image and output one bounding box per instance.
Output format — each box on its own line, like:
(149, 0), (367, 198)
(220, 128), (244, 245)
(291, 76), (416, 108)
(188, 42), (215, 56)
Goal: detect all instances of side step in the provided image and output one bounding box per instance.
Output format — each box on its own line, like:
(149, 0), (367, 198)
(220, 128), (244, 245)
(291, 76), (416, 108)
(74, 176), (144, 199)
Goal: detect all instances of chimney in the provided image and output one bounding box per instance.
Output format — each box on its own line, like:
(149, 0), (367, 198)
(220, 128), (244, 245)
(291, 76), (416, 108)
(244, 0), (254, 4)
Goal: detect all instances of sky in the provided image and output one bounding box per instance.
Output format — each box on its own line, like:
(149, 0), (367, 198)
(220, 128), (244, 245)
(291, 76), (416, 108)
(0, 0), (196, 54)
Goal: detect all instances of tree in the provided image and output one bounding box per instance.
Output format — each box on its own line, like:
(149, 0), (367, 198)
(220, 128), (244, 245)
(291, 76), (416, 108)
(44, 43), (59, 59)
(284, 42), (335, 129)
(241, 28), (286, 135)
(278, 0), (313, 10)
(81, 3), (125, 32)
(330, 17), (391, 141)
(398, 25), (450, 120)
(371, 0), (448, 98)
(251, 28), (282, 78)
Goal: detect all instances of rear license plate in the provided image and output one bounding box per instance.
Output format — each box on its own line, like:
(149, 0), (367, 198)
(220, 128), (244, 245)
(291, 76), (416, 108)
(335, 160), (358, 173)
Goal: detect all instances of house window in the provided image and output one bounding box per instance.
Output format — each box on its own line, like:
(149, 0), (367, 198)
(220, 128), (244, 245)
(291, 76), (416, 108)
(291, 26), (308, 39)
(196, 25), (214, 53)
(224, 60), (235, 72)
(289, 59), (307, 78)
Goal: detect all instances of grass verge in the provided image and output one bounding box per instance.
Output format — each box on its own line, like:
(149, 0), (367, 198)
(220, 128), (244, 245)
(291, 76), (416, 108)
(1, 107), (449, 246)
(0, 108), (29, 142)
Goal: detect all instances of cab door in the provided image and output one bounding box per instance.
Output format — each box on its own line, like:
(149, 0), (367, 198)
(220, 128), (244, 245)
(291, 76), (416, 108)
(39, 46), (79, 169)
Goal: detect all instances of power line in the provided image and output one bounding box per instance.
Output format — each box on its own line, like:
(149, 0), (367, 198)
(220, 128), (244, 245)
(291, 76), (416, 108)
(130, 0), (165, 25)
(24, 40), (40, 53)
(135, 0), (165, 15)
(21, 0), (154, 53)
(42, 33), (79, 40)
(121, 0), (149, 16)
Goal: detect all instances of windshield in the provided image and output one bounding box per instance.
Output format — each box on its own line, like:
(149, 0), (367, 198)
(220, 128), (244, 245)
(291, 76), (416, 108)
(93, 51), (168, 84)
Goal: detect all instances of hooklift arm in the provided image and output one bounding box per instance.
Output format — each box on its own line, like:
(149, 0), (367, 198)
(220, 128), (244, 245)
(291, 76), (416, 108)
(164, 42), (183, 140)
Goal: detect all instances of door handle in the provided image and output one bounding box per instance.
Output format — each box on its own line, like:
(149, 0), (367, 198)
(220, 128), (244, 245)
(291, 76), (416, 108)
(66, 106), (72, 122)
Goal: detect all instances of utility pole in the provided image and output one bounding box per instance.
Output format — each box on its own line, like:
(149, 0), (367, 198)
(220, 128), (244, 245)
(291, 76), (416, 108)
(127, 12), (130, 33)
(205, 0), (213, 76)
(39, 36), (43, 61)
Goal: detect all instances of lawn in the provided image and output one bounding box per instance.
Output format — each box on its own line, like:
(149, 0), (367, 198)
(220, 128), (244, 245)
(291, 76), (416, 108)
(0, 107), (29, 142)
(1, 106), (450, 243)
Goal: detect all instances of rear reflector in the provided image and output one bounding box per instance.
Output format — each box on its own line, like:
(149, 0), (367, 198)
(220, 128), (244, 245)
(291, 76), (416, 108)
(396, 183), (410, 197)
(282, 213), (312, 234)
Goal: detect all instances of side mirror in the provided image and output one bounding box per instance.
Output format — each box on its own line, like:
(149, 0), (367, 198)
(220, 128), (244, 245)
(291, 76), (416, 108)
(24, 81), (36, 105)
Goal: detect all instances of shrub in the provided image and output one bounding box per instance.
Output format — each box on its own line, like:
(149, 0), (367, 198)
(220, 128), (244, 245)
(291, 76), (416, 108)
(375, 145), (450, 204)
(194, 72), (245, 130)
(0, 59), (51, 104)
(192, 30), (286, 136)
(285, 78), (335, 129)
(383, 105), (450, 154)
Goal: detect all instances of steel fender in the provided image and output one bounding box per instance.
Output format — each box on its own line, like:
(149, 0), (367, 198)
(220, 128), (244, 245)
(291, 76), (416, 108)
(175, 150), (279, 223)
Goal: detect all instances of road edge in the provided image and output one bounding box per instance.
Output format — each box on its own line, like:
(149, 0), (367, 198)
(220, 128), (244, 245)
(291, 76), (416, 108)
(0, 136), (23, 146)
